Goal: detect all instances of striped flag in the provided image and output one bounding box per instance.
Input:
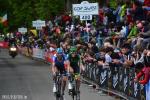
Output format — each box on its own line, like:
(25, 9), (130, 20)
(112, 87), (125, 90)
(0, 14), (8, 27)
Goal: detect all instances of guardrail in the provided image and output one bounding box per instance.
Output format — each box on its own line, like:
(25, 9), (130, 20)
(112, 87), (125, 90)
(83, 62), (146, 100)
(18, 47), (54, 63)
(18, 47), (146, 100)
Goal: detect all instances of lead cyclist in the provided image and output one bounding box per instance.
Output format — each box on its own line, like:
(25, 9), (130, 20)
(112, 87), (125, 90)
(51, 48), (68, 96)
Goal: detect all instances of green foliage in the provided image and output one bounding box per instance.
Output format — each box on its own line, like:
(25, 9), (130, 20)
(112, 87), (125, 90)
(1, 0), (65, 31)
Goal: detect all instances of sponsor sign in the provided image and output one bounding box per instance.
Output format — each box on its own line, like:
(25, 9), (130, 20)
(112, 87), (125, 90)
(18, 27), (27, 33)
(72, 1), (99, 16)
(80, 15), (92, 20)
(32, 20), (45, 29)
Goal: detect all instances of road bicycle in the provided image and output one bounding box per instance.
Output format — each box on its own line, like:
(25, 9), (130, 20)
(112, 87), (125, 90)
(53, 73), (64, 100)
(68, 73), (80, 100)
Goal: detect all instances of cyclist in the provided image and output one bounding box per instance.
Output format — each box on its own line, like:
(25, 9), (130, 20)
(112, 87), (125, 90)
(51, 48), (68, 96)
(67, 46), (84, 93)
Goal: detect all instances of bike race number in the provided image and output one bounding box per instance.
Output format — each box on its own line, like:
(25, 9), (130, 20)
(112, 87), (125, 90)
(80, 15), (92, 20)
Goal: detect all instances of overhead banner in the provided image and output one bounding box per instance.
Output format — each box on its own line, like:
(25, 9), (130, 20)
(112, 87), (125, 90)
(72, 2), (99, 16)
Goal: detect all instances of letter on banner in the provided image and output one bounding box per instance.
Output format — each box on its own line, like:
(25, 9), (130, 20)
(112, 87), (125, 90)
(120, 73), (123, 82)
(100, 70), (107, 85)
(134, 82), (138, 97)
(123, 76), (128, 92)
(113, 73), (118, 88)
(92, 67), (96, 80)
(90, 66), (93, 79)
(108, 69), (111, 78)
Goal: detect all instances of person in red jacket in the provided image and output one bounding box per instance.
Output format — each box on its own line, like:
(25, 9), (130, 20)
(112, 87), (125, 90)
(144, 0), (150, 7)
(134, 50), (150, 84)
(134, 50), (150, 100)
(134, 65), (150, 84)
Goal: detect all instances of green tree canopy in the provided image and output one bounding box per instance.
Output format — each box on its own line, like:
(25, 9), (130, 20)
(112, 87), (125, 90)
(1, 0), (65, 31)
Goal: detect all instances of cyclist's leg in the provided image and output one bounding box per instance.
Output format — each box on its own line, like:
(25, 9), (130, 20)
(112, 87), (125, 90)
(62, 74), (67, 95)
(76, 75), (80, 91)
(52, 66), (59, 95)
(74, 67), (80, 92)
(68, 66), (74, 74)
(53, 66), (58, 81)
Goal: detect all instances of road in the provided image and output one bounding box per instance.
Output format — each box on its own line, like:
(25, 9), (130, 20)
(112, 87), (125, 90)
(0, 49), (115, 100)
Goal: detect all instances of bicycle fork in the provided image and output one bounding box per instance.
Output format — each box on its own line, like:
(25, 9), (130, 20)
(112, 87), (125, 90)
(68, 75), (80, 100)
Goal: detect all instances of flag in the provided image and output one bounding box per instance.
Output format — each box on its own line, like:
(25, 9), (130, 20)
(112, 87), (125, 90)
(30, 29), (37, 36)
(0, 14), (8, 27)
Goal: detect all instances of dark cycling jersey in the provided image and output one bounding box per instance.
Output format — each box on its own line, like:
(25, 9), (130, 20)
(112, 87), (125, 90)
(68, 54), (80, 73)
(53, 55), (66, 74)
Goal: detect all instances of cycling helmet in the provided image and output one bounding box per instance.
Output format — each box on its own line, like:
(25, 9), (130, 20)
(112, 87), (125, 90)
(57, 48), (63, 54)
(70, 46), (77, 53)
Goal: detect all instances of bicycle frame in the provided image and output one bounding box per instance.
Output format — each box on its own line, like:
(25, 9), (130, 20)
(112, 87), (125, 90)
(68, 74), (80, 100)
(54, 73), (64, 100)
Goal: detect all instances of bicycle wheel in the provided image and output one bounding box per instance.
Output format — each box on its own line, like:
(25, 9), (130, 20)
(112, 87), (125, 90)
(69, 77), (75, 100)
(55, 75), (62, 100)
(55, 81), (60, 100)
(72, 87), (76, 100)
(75, 80), (80, 100)
(69, 74), (79, 100)
(60, 95), (64, 100)
(58, 78), (64, 100)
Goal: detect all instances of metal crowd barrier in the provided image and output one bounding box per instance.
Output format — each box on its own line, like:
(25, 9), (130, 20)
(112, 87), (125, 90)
(83, 62), (146, 100)
(18, 47), (146, 100)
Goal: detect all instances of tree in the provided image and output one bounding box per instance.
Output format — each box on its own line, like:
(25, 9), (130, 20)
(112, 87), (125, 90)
(1, 0), (66, 31)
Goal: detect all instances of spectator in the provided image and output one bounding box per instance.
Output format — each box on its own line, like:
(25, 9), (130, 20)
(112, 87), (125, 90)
(134, 50), (150, 100)
(105, 47), (113, 63)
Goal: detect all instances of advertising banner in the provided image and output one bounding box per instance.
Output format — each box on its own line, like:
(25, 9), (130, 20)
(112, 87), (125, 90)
(72, 2), (99, 16)
(100, 68), (108, 88)
(82, 62), (146, 100)
(32, 48), (45, 59)
(44, 51), (56, 64)
(18, 27), (27, 33)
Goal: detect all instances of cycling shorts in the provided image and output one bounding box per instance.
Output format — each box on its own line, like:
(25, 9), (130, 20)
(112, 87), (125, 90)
(71, 66), (80, 74)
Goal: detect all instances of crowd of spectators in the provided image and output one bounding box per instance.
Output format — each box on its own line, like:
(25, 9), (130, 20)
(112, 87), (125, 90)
(2, 0), (149, 99)
(7, 0), (150, 84)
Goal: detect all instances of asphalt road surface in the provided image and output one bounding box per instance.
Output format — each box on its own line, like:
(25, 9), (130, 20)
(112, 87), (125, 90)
(0, 49), (115, 100)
